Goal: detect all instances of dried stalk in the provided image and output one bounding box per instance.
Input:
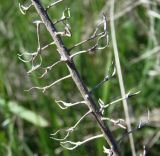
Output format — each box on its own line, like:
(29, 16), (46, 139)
(110, 0), (136, 156)
(30, 0), (121, 155)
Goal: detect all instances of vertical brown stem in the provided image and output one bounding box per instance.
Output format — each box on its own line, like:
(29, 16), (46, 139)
(31, 0), (121, 155)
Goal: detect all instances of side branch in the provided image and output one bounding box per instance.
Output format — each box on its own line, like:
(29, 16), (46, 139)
(26, 74), (71, 92)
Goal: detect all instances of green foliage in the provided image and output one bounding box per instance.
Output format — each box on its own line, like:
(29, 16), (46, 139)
(0, 98), (49, 127)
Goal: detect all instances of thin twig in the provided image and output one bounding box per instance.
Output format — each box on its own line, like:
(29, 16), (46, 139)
(55, 100), (86, 109)
(99, 91), (140, 109)
(90, 64), (116, 93)
(25, 74), (71, 92)
(19, 3), (33, 15)
(118, 120), (148, 145)
(40, 60), (61, 78)
(45, 0), (64, 11)
(60, 134), (104, 150)
(70, 32), (108, 58)
(69, 14), (108, 58)
(102, 117), (126, 129)
(54, 8), (70, 25)
(50, 110), (91, 140)
(18, 41), (55, 61)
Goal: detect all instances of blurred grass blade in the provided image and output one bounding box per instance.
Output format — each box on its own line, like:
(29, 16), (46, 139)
(0, 98), (49, 127)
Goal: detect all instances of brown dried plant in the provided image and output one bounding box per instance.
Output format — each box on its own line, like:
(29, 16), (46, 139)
(18, 0), (147, 155)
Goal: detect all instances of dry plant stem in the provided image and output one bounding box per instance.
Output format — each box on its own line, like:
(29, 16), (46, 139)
(31, 0), (120, 155)
(110, 1), (136, 156)
(26, 74), (71, 92)
(45, 0), (63, 11)
(61, 134), (104, 150)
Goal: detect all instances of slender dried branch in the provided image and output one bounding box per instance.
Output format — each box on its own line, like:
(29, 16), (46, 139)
(110, 1), (136, 155)
(26, 21), (43, 73)
(98, 91), (140, 110)
(27, 56), (42, 74)
(71, 110), (92, 129)
(19, 3), (33, 15)
(34, 21), (41, 48)
(25, 74), (71, 92)
(18, 21), (55, 74)
(18, 41), (55, 62)
(50, 129), (71, 141)
(54, 8), (71, 25)
(69, 14), (107, 51)
(70, 33), (108, 58)
(50, 110), (91, 140)
(70, 45), (97, 58)
(45, 0), (64, 11)
(60, 134), (103, 150)
(118, 109), (150, 144)
(90, 64), (116, 93)
(118, 120), (149, 145)
(101, 117), (126, 129)
(56, 23), (71, 37)
(70, 15), (108, 58)
(40, 60), (61, 78)
(55, 100), (86, 109)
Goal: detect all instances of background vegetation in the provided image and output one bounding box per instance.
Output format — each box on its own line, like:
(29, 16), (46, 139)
(0, 0), (160, 155)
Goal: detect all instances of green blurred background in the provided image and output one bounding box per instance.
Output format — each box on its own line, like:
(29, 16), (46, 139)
(0, 0), (160, 155)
